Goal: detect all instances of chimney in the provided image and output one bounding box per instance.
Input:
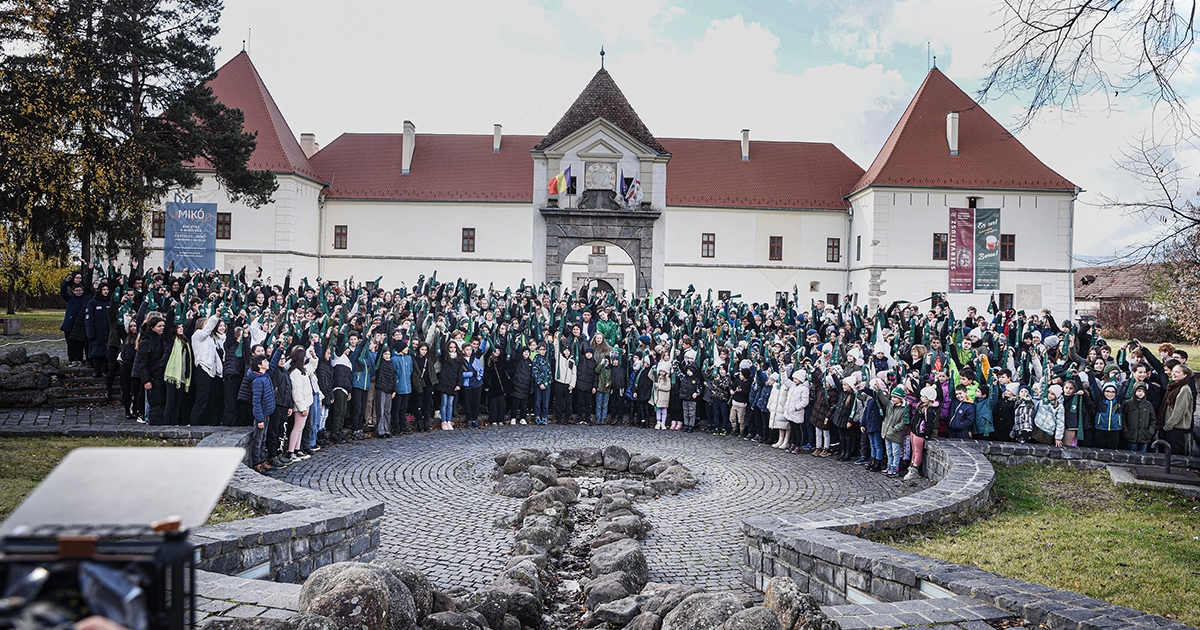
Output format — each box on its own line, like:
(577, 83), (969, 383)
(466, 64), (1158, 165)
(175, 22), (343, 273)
(946, 112), (959, 156)
(402, 120), (416, 174)
(493, 124), (502, 153)
(300, 133), (318, 158)
(741, 129), (750, 161)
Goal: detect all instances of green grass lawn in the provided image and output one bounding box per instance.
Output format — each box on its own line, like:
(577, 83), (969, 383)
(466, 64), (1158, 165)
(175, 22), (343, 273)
(870, 463), (1200, 626)
(0, 436), (253, 525)
(1108, 339), (1200, 371)
(7, 310), (66, 337)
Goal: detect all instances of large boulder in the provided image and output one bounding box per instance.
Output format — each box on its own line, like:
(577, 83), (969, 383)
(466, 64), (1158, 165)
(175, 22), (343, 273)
(370, 559), (434, 623)
(596, 515), (647, 540)
(500, 559), (544, 600)
(657, 465), (698, 489)
(488, 582), (541, 627)
(722, 607), (783, 630)
(502, 449), (541, 474)
(1, 346), (26, 366)
(526, 465), (558, 488)
(763, 577), (831, 630)
(640, 584), (705, 618)
(556, 477), (581, 496)
(583, 572), (632, 609)
(578, 447), (604, 467)
(589, 539), (648, 592)
(300, 562), (417, 630)
(420, 612), (481, 630)
(288, 615), (341, 630)
(626, 613), (663, 630)
(643, 462), (671, 478)
(661, 592), (744, 630)
(541, 484), (578, 505)
(602, 445), (631, 471)
(514, 525), (568, 550)
(594, 595), (642, 626)
(628, 455), (661, 475)
(304, 583), (389, 630)
(494, 474), (538, 498)
(519, 489), (566, 519)
(2, 371), (40, 390)
(0, 390), (47, 407)
(552, 449), (582, 470)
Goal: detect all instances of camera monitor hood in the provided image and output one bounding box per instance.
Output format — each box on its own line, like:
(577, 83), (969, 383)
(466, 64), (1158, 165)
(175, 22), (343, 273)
(0, 447), (244, 538)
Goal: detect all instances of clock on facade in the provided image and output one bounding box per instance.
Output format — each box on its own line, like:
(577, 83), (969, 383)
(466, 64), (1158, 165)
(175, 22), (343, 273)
(585, 162), (616, 190)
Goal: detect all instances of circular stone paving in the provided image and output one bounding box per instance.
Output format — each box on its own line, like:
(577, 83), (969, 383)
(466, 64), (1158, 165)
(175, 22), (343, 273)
(275, 425), (921, 595)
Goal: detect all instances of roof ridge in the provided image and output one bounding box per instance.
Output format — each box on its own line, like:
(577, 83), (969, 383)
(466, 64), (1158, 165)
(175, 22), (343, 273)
(534, 68), (666, 153)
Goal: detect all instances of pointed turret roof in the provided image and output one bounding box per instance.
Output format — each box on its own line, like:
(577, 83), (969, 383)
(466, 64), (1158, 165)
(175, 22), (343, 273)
(535, 69), (667, 154)
(202, 52), (325, 184)
(852, 68), (1073, 195)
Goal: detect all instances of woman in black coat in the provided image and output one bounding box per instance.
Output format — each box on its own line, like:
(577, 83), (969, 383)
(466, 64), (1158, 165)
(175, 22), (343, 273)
(411, 344), (436, 432)
(508, 347), (533, 424)
(132, 315), (169, 425)
(636, 360), (655, 427)
(84, 285), (112, 378)
(437, 341), (464, 429)
(118, 319), (141, 419)
(483, 347), (510, 425)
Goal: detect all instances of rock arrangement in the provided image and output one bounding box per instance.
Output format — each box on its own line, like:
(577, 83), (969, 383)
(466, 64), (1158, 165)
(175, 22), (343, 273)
(492, 446), (698, 499)
(0, 347), (72, 407)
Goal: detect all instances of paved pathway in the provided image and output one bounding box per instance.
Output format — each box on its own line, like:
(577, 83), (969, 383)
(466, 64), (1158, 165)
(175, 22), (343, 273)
(274, 425), (925, 595)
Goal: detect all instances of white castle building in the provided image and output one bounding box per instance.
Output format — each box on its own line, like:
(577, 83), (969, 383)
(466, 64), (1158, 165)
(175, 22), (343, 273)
(150, 52), (1079, 313)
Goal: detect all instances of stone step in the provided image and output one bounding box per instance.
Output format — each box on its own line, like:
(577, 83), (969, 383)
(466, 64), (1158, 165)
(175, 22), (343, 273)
(823, 595), (1012, 629)
(43, 396), (119, 409)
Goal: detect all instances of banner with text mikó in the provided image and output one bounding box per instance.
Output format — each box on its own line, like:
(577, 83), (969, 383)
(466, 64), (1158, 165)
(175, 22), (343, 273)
(164, 200), (217, 270)
(948, 207), (975, 293)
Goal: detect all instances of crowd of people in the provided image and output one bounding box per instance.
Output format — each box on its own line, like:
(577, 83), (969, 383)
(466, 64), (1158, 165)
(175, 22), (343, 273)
(58, 259), (1198, 478)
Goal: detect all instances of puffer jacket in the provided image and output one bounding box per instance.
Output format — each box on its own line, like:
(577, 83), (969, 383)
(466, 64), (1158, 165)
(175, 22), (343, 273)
(767, 376), (789, 425)
(391, 353), (413, 395)
(678, 364), (702, 401)
(132, 329), (168, 383)
(784, 381), (810, 423)
(873, 389), (910, 443)
(652, 373), (672, 407)
(1122, 395), (1156, 444)
(710, 373), (732, 403)
(532, 354), (552, 389)
(84, 296), (110, 359)
(511, 357), (533, 398)
(332, 353), (353, 393)
(191, 315), (223, 378)
(290, 366), (315, 411)
(375, 355), (396, 395)
(1033, 398), (1064, 440)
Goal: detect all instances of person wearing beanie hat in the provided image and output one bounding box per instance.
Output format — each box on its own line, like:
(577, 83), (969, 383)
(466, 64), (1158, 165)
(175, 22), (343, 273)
(868, 380), (910, 476)
(1032, 381), (1065, 446)
(778, 370), (809, 450)
(907, 381), (942, 480)
(652, 360), (672, 431)
(1091, 381), (1124, 450)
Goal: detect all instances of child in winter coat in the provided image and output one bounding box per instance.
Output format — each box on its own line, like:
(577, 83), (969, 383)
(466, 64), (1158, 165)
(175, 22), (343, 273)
(1012, 385), (1035, 442)
(1122, 381), (1156, 451)
(871, 381), (910, 477)
(653, 365), (672, 430)
(947, 385), (976, 439)
(1033, 383), (1065, 446)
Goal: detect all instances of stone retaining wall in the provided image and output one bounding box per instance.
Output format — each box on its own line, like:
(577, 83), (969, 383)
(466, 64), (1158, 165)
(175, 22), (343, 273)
(956, 438), (1200, 470)
(193, 430), (384, 584)
(741, 439), (1193, 630)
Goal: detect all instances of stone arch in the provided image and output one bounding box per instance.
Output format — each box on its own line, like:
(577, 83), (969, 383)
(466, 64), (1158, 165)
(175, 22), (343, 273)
(541, 208), (659, 297)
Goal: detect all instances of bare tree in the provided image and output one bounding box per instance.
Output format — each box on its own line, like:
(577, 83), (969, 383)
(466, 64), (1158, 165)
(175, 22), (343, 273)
(981, 0), (1198, 131)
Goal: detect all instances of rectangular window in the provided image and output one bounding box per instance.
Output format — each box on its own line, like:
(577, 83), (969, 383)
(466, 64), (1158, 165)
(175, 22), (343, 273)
(933, 233), (948, 260)
(856, 235), (862, 261)
(826, 293), (840, 307)
(701, 233), (715, 258)
(1001, 234), (1016, 261)
(333, 225), (347, 250)
(151, 212), (165, 239)
(216, 212), (231, 240)
(591, 245), (606, 255)
(769, 236), (783, 261)
(826, 238), (840, 263)
(999, 293), (1014, 311)
(718, 290), (731, 301)
(462, 227), (476, 253)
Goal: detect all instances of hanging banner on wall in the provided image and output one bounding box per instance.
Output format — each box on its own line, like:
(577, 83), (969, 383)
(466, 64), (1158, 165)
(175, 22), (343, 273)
(164, 195), (217, 270)
(948, 207), (975, 293)
(974, 208), (1001, 291)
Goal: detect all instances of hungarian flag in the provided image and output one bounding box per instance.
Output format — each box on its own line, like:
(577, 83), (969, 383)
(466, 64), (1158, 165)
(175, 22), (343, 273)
(548, 165), (571, 195)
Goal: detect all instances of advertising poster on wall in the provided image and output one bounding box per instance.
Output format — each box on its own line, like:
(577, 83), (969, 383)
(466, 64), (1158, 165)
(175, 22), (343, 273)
(948, 207), (975, 293)
(974, 208), (1001, 291)
(164, 196), (217, 270)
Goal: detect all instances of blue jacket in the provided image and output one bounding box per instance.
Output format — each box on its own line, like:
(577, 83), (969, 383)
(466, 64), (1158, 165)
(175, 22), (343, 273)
(861, 396), (882, 433)
(351, 347), (377, 391)
(948, 399), (975, 438)
(973, 383), (997, 436)
(391, 353), (413, 395)
(84, 296), (110, 359)
(462, 356), (483, 389)
(249, 371), (276, 424)
(1094, 397), (1124, 431)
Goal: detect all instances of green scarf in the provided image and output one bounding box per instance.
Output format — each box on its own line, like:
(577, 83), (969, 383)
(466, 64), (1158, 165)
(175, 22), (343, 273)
(164, 339), (192, 391)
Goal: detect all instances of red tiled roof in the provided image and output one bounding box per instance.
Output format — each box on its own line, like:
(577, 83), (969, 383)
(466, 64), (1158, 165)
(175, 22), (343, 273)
(535, 69), (667, 154)
(313, 133), (863, 210)
(852, 68), (1074, 194)
(200, 52), (325, 184)
(663, 138), (863, 210)
(311, 133), (541, 202)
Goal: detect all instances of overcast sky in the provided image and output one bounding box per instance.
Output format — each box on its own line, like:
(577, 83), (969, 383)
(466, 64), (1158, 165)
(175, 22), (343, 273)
(209, 0), (1200, 261)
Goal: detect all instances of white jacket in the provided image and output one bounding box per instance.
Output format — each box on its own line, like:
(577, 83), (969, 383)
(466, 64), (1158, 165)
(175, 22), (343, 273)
(290, 366), (315, 411)
(191, 316), (223, 378)
(785, 381), (810, 424)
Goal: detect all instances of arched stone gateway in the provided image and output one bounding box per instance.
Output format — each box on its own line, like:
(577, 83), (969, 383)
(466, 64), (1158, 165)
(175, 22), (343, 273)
(541, 207), (660, 297)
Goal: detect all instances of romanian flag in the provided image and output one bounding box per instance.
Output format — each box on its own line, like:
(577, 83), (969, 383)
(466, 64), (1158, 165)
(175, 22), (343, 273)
(548, 165), (571, 195)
